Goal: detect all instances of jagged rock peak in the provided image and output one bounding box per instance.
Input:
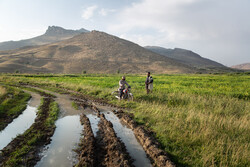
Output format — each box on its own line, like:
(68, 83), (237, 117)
(45, 26), (66, 34)
(45, 26), (89, 35)
(90, 30), (107, 35)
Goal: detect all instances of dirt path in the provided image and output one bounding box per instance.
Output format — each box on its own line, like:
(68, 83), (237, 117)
(26, 91), (42, 107)
(27, 86), (82, 117)
(11, 84), (175, 167)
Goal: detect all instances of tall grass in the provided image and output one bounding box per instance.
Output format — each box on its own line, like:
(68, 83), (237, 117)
(0, 73), (249, 166)
(133, 93), (249, 166)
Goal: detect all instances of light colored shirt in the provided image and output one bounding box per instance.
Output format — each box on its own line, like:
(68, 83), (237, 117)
(119, 80), (129, 89)
(145, 76), (153, 85)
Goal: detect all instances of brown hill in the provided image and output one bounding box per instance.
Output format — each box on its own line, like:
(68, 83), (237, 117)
(231, 63), (250, 70)
(145, 46), (226, 68)
(0, 31), (196, 74)
(0, 26), (88, 51)
(145, 46), (236, 73)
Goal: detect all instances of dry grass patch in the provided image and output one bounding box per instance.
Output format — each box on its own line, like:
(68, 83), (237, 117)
(0, 86), (6, 95)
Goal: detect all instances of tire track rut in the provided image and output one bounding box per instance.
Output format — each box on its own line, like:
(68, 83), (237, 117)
(6, 83), (175, 167)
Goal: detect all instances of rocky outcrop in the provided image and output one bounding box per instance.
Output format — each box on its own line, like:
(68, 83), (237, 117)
(0, 26), (88, 51)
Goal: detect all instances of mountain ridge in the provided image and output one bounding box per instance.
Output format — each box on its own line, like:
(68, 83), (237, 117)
(145, 46), (225, 68)
(231, 63), (250, 70)
(0, 27), (239, 74)
(0, 30), (196, 74)
(0, 26), (89, 51)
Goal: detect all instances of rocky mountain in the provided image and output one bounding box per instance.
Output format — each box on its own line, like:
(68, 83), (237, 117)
(0, 26), (89, 51)
(0, 31), (196, 74)
(145, 46), (226, 69)
(231, 63), (250, 70)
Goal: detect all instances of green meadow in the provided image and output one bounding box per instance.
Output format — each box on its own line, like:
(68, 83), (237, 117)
(0, 73), (249, 166)
(0, 85), (31, 130)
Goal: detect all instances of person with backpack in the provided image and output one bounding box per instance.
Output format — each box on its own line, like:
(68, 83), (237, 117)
(145, 72), (153, 94)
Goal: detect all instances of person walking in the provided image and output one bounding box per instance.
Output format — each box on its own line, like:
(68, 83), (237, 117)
(145, 72), (153, 94)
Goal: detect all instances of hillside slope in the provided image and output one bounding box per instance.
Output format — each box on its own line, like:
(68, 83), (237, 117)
(0, 31), (196, 74)
(145, 46), (226, 68)
(231, 63), (250, 70)
(0, 26), (88, 51)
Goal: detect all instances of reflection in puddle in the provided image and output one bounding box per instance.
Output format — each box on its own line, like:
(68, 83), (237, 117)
(0, 105), (37, 150)
(86, 114), (100, 137)
(35, 115), (83, 167)
(103, 112), (152, 167)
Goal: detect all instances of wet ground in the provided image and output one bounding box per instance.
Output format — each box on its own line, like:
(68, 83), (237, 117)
(0, 91), (41, 150)
(28, 87), (82, 117)
(1, 85), (174, 167)
(0, 104), (37, 150)
(30, 87), (152, 167)
(103, 111), (152, 167)
(32, 88), (84, 167)
(35, 115), (83, 167)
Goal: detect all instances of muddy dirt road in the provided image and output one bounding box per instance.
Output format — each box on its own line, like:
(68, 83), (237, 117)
(0, 85), (175, 167)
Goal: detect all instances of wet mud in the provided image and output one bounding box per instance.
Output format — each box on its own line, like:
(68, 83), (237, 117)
(0, 96), (55, 166)
(0, 90), (40, 132)
(0, 105), (37, 150)
(7, 83), (175, 167)
(26, 86), (83, 117)
(102, 112), (152, 167)
(36, 115), (82, 167)
(113, 110), (175, 167)
(77, 112), (134, 167)
(96, 113), (134, 167)
(26, 91), (42, 108)
(0, 97), (32, 132)
(77, 114), (96, 167)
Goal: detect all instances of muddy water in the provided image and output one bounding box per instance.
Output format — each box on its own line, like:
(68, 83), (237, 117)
(35, 115), (83, 167)
(86, 114), (100, 137)
(30, 88), (84, 167)
(27, 87), (151, 166)
(0, 104), (37, 150)
(102, 111), (152, 167)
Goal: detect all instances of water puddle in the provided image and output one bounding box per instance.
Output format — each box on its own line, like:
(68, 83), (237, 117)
(35, 115), (83, 167)
(0, 105), (37, 150)
(103, 111), (152, 167)
(86, 114), (100, 137)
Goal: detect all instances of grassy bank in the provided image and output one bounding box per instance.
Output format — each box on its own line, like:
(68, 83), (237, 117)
(0, 86), (31, 130)
(0, 73), (249, 166)
(3, 97), (59, 166)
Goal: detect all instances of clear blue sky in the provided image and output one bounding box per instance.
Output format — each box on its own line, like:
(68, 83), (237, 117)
(0, 0), (249, 66)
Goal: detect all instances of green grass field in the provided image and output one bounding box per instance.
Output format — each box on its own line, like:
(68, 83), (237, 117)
(0, 85), (31, 130)
(0, 73), (249, 166)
